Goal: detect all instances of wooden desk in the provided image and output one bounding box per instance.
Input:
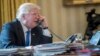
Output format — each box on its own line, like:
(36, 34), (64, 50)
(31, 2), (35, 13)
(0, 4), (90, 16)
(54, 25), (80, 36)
(55, 49), (100, 56)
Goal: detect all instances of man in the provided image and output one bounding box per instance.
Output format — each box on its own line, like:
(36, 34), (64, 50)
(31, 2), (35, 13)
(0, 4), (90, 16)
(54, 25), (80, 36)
(0, 3), (52, 48)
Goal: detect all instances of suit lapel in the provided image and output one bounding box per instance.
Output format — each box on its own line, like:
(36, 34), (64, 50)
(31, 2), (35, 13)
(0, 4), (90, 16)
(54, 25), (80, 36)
(15, 19), (25, 46)
(30, 27), (42, 46)
(31, 30), (35, 45)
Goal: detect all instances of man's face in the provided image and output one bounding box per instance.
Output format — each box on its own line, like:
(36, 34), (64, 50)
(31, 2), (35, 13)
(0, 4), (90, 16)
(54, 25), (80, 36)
(23, 9), (40, 29)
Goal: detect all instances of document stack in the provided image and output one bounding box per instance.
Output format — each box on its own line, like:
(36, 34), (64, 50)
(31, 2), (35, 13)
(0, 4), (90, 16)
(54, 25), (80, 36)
(0, 48), (18, 56)
(34, 42), (67, 56)
(33, 33), (82, 56)
(0, 47), (34, 56)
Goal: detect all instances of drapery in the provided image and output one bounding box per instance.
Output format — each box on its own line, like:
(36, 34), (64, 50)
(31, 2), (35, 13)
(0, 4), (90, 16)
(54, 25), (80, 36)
(0, 0), (36, 26)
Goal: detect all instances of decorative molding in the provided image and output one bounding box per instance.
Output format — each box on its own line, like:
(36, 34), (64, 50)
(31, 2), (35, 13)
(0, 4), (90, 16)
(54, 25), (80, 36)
(63, 0), (100, 6)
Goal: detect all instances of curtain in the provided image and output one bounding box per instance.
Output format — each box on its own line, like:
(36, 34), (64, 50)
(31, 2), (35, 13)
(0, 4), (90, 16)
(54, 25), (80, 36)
(0, 0), (36, 27)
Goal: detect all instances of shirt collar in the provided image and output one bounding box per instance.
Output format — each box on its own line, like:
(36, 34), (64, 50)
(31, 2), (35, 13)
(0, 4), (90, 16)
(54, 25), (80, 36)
(19, 21), (31, 33)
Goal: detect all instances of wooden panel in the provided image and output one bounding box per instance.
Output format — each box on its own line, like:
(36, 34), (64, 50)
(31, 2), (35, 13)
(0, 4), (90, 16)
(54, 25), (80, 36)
(38, 0), (100, 42)
(93, 0), (100, 3)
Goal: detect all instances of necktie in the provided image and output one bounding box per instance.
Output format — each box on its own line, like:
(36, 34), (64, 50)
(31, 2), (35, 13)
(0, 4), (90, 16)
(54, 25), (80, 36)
(25, 30), (30, 46)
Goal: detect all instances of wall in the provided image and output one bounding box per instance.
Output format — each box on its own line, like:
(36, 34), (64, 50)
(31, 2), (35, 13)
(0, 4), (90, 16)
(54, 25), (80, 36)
(37, 0), (100, 42)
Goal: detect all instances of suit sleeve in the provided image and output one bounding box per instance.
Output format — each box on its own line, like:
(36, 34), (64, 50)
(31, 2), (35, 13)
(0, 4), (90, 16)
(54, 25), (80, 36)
(0, 23), (20, 48)
(42, 29), (53, 43)
(37, 27), (53, 44)
(32, 26), (53, 45)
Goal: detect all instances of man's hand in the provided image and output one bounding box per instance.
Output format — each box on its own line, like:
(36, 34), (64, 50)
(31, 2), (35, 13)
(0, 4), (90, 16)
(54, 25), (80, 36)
(38, 15), (48, 28)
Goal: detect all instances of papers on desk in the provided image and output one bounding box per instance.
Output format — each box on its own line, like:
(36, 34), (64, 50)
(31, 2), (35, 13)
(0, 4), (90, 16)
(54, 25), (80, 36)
(34, 42), (67, 56)
(0, 47), (34, 56)
(0, 48), (18, 55)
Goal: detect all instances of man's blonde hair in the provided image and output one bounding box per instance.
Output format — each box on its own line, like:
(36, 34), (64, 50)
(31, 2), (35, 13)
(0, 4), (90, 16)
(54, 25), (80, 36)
(16, 3), (40, 21)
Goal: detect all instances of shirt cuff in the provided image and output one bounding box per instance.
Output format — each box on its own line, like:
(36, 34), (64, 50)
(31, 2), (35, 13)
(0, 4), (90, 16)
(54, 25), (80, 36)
(42, 29), (51, 37)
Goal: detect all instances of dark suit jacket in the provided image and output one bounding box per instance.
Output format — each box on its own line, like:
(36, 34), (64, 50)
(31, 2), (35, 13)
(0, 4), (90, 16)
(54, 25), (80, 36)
(0, 19), (52, 48)
(98, 40), (100, 45)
